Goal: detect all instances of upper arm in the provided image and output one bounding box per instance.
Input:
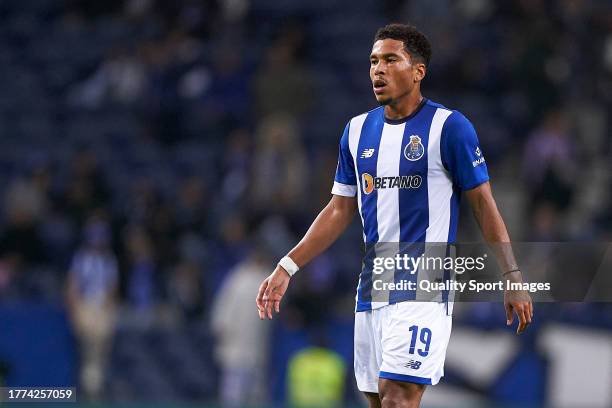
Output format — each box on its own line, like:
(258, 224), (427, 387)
(465, 181), (493, 211)
(330, 193), (358, 215)
(441, 111), (489, 190)
(465, 181), (511, 242)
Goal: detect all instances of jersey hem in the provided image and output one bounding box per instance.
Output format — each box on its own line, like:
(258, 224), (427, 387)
(356, 298), (450, 313)
(379, 371), (433, 385)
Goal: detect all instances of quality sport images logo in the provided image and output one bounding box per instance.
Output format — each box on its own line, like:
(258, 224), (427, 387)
(361, 173), (423, 195)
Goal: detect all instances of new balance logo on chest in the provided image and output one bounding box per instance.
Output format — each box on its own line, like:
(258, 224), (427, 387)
(361, 148), (375, 158)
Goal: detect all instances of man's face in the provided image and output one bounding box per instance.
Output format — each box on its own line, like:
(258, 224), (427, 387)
(370, 39), (423, 105)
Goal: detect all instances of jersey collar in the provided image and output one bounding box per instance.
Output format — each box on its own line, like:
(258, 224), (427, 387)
(383, 98), (428, 125)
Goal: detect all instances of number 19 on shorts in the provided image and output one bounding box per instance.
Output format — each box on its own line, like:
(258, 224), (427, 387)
(408, 325), (432, 357)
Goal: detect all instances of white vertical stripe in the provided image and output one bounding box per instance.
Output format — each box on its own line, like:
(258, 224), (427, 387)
(425, 108), (453, 243)
(376, 122), (405, 242)
(348, 114), (365, 160)
(349, 113), (367, 242)
(371, 122), (404, 309)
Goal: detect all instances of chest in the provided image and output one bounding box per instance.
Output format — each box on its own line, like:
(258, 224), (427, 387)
(355, 122), (434, 179)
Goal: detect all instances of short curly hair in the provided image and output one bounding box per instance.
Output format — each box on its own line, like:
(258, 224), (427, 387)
(374, 23), (432, 67)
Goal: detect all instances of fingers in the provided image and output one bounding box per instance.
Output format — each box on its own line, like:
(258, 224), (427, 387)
(506, 298), (534, 335)
(515, 302), (535, 335)
(505, 302), (513, 326)
(256, 279), (268, 320)
(516, 305), (528, 334)
(266, 293), (273, 319)
(263, 284), (272, 319)
(265, 292), (283, 319)
(263, 282), (280, 320)
(257, 273), (287, 320)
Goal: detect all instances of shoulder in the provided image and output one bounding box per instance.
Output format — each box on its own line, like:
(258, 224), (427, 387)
(348, 106), (384, 127)
(340, 106), (383, 143)
(424, 102), (478, 151)
(446, 110), (473, 128)
(425, 100), (471, 123)
(424, 99), (469, 123)
(425, 99), (450, 111)
(437, 108), (476, 139)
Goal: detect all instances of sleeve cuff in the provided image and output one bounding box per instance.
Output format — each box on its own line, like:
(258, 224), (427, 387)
(331, 181), (357, 197)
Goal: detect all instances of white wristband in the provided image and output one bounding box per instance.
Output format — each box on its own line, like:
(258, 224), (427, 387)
(278, 256), (299, 277)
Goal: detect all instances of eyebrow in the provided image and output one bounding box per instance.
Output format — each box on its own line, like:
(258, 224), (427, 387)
(370, 52), (401, 59)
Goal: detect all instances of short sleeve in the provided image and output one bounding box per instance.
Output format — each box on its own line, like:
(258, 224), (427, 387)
(441, 111), (489, 190)
(331, 122), (357, 197)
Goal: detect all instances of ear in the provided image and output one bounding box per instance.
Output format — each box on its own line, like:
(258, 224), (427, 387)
(414, 63), (426, 82)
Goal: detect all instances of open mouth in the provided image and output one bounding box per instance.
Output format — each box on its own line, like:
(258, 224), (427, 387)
(373, 79), (387, 94)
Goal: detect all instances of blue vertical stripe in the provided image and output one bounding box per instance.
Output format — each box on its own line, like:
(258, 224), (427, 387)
(398, 104), (435, 243)
(447, 185), (461, 244)
(390, 105), (436, 304)
(443, 185), (461, 313)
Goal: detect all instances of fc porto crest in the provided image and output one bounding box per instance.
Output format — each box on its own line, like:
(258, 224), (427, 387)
(404, 135), (424, 161)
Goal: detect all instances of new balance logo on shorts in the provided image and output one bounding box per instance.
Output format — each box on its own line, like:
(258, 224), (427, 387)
(404, 360), (422, 370)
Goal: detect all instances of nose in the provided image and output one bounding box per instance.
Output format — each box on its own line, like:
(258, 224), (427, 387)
(373, 60), (385, 76)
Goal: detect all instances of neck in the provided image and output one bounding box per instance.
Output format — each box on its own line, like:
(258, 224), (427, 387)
(384, 89), (424, 120)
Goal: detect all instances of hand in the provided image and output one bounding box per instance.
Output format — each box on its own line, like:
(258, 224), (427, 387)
(504, 282), (533, 335)
(256, 265), (291, 320)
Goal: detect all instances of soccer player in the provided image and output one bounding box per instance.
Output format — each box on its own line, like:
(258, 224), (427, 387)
(256, 23), (533, 408)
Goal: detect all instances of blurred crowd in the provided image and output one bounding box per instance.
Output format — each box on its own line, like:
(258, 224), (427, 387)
(0, 0), (610, 404)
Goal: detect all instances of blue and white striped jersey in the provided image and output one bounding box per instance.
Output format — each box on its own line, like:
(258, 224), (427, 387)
(332, 99), (489, 311)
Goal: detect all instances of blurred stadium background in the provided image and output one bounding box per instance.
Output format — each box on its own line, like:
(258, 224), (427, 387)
(0, 0), (611, 407)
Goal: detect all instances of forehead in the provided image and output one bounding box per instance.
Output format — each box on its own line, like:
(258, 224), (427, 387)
(370, 39), (407, 57)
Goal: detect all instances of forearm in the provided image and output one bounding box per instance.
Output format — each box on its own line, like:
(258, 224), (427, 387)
(469, 184), (533, 333)
(287, 196), (356, 267)
(468, 184), (520, 279)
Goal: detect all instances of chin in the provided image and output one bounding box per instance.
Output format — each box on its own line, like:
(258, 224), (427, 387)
(375, 95), (392, 106)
